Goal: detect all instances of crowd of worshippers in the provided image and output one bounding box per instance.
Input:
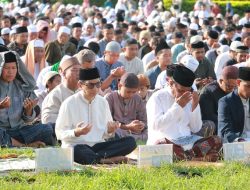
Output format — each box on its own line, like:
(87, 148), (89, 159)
(0, 0), (250, 164)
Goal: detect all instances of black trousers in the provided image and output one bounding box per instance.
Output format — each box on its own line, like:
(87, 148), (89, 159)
(74, 136), (136, 165)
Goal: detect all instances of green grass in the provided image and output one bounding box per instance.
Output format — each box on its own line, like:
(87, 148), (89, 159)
(1, 162), (250, 189)
(1, 148), (250, 189)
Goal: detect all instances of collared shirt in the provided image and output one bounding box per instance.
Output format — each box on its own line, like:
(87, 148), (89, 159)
(195, 58), (216, 80)
(146, 87), (202, 145)
(105, 91), (147, 126)
(145, 65), (162, 89)
(95, 57), (123, 90)
(7, 42), (27, 56)
(56, 92), (113, 147)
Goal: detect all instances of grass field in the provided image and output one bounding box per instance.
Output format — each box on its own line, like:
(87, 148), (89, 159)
(1, 148), (250, 189)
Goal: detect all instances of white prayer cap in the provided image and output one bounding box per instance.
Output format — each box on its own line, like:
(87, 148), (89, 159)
(230, 41), (244, 51)
(33, 39), (44, 48)
(10, 29), (16, 35)
(189, 23), (199, 31)
(70, 16), (83, 25)
(43, 71), (60, 86)
(58, 26), (71, 35)
(59, 55), (72, 66)
(54, 17), (63, 24)
(218, 45), (230, 54)
(216, 13), (223, 19)
(190, 35), (203, 44)
(180, 55), (199, 72)
(19, 7), (29, 15)
(11, 24), (20, 30)
(27, 25), (38, 33)
(83, 21), (93, 29)
(179, 20), (189, 27)
(1, 28), (10, 35)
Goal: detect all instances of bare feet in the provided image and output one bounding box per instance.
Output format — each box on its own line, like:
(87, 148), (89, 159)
(11, 138), (46, 148)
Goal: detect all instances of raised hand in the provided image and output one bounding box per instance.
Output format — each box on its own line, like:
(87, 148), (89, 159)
(176, 91), (192, 108)
(0, 96), (11, 109)
(107, 121), (120, 134)
(74, 122), (92, 137)
(23, 98), (38, 116)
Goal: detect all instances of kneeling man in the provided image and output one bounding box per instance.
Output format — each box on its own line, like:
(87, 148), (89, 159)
(56, 67), (136, 164)
(147, 65), (222, 161)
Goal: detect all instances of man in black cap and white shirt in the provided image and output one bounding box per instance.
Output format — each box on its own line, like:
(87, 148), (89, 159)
(147, 65), (222, 161)
(7, 26), (28, 56)
(218, 67), (250, 143)
(56, 67), (136, 165)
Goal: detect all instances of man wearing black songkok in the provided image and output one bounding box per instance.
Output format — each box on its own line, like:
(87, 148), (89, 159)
(7, 26), (28, 56)
(147, 65), (222, 162)
(218, 67), (250, 143)
(56, 67), (136, 165)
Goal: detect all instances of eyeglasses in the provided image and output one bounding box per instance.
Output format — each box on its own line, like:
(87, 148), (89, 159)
(82, 81), (101, 89)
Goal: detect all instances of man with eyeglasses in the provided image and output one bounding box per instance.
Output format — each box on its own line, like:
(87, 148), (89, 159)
(199, 66), (239, 134)
(56, 67), (136, 165)
(42, 56), (80, 125)
(147, 65), (222, 162)
(218, 67), (250, 143)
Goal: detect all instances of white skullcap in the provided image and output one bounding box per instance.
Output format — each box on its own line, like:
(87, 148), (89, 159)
(54, 17), (63, 24)
(10, 29), (16, 35)
(33, 39), (44, 48)
(58, 26), (71, 35)
(180, 55), (199, 72)
(190, 35), (203, 44)
(218, 45), (230, 54)
(1, 28), (10, 35)
(59, 55), (72, 66)
(19, 7), (29, 15)
(180, 20), (189, 27)
(230, 41), (244, 51)
(27, 25), (37, 33)
(83, 21), (93, 29)
(189, 23), (199, 31)
(11, 24), (20, 30)
(70, 16), (83, 25)
(43, 71), (60, 86)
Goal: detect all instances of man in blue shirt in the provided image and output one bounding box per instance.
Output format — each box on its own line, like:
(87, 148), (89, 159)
(95, 41), (125, 91)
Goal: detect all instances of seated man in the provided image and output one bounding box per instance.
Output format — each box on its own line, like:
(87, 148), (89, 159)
(0, 51), (54, 147)
(95, 41), (125, 91)
(145, 41), (172, 89)
(200, 66), (238, 134)
(105, 73), (147, 141)
(218, 67), (250, 142)
(42, 56), (81, 124)
(147, 65), (222, 161)
(56, 68), (136, 164)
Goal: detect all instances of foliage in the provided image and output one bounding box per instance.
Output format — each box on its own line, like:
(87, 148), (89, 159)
(163, 0), (173, 11)
(181, 0), (249, 16)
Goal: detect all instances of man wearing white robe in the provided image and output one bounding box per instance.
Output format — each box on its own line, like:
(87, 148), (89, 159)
(147, 65), (222, 161)
(56, 67), (136, 165)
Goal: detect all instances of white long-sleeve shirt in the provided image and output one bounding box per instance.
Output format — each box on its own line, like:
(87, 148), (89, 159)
(55, 92), (113, 148)
(146, 87), (202, 145)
